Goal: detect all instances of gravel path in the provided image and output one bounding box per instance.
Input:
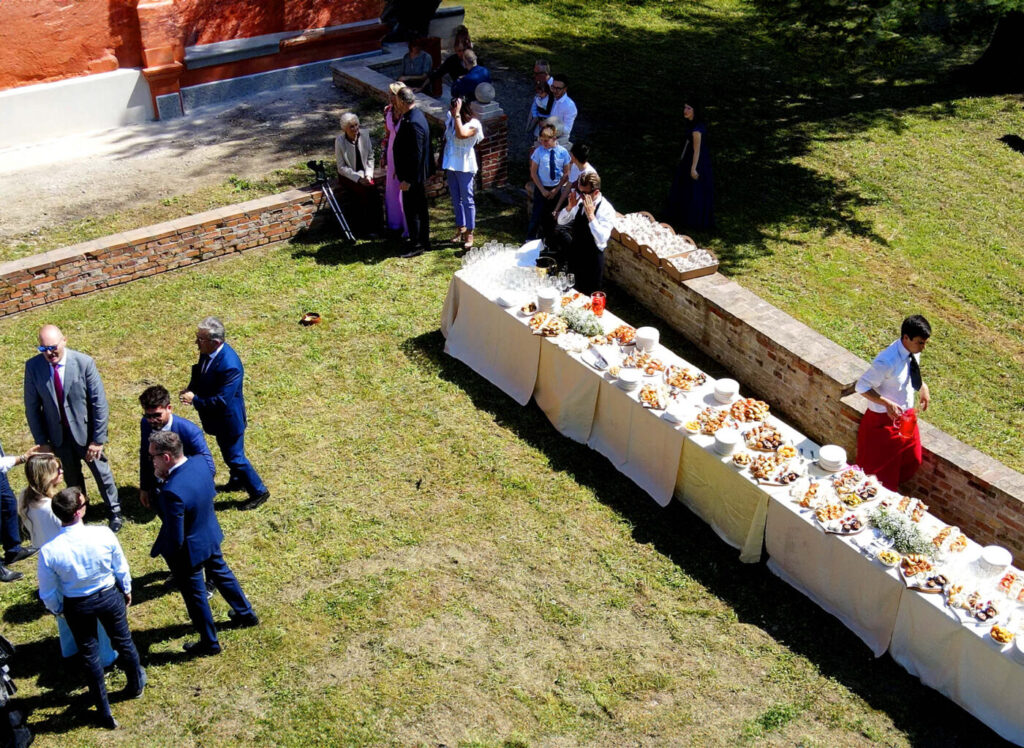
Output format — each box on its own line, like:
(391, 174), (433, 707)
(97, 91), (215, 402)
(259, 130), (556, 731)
(0, 63), (536, 245)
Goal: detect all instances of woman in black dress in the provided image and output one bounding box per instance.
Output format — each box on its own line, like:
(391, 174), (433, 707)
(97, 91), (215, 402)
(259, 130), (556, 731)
(666, 98), (714, 231)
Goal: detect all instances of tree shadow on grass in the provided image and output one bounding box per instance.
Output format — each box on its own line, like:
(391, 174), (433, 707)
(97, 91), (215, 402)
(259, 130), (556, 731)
(477, 1), (982, 274)
(399, 316), (1011, 745)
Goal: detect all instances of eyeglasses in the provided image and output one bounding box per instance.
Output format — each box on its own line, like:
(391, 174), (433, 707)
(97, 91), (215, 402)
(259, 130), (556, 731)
(551, 85), (566, 91)
(37, 345), (59, 353)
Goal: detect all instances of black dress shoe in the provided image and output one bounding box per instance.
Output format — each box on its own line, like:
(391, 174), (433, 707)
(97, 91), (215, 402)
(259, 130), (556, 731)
(228, 610), (260, 628)
(183, 640), (222, 657)
(0, 565), (23, 583)
(122, 669), (147, 700)
(220, 477), (246, 492)
(97, 714), (119, 730)
(240, 490), (270, 511)
(400, 246), (425, 258)
(109, 515), (124, 533)
(4, 546), (38, 565)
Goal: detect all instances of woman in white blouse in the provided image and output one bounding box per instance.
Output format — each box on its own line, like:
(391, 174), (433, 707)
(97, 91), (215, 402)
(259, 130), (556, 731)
(442, 97), (485, 250)
(19, 454), (117, 666)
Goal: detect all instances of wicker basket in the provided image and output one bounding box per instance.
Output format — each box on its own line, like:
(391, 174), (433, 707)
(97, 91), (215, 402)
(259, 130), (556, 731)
(662, 247), (720, 282)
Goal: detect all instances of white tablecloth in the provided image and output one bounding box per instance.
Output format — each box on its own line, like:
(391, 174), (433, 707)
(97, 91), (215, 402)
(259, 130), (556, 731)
(889, 550), (1024, 745)
(765, 492), (907, 656)
(441, 273), (541, 405)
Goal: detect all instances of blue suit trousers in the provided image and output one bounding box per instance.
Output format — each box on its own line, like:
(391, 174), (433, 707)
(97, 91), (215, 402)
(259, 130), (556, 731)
(171, 548), (254, 646)
(0, 472), (24, 554)
(215, 431), (266, 497)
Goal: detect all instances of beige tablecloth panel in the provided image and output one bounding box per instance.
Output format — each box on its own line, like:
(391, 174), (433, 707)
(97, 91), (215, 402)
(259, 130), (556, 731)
(534, 340), (602, 444)
(765, 497), (906, 656)
(890, 583), (1024, 745)
(442, 274), (540, 406)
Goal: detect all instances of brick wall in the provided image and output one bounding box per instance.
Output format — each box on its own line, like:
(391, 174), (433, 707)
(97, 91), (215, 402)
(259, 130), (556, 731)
(0, 188), (322, 316)
(605, 236), (1024, 563)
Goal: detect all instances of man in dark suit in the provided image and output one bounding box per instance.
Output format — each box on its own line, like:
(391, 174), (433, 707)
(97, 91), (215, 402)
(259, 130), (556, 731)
(393, 85), (434, 258)
(179, 317), (269, 511)
(137, 385), (215, 510)
(148, 431), (258, 656)
(24, 324), (123, 531)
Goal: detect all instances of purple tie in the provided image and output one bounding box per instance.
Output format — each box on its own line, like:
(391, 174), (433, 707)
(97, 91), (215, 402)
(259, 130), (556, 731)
(52, 363), (69, 427)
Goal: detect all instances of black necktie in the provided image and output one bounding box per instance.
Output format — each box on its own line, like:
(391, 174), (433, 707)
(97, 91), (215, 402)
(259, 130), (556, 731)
(908, 355), (922, 391)
(549, 149), (556, 182)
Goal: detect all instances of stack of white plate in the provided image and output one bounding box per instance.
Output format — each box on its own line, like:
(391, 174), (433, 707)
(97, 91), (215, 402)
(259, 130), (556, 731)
(713, 379), (739, 404)
(818, 444), (846, 472)
(617, 368), (641, 391)
(537, 287), (559, 313)
(978, 546), (1012, 577)
(714, 428), (741, 456)
(635, 326), (659, 352)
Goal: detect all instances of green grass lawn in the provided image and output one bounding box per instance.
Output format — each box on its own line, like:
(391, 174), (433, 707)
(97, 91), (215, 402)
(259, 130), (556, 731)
(0, 212), (1008, 744)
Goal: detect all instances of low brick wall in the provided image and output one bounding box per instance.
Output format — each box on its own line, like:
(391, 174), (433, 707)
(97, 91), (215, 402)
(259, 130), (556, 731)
(0, 188), (322, 316)
(605, 237), (1024, 562)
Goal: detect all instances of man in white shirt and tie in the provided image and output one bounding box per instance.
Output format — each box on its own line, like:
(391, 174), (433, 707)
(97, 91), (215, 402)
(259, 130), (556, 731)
(37, 487), (146, 729)
(854, 315), (932, 491)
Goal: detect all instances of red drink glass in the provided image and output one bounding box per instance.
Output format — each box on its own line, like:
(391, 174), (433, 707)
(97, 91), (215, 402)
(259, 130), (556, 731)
(591, 291), (606, 317)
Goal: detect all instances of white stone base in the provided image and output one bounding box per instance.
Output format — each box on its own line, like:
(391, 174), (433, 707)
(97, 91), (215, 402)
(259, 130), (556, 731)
(0, 69), (155, 150)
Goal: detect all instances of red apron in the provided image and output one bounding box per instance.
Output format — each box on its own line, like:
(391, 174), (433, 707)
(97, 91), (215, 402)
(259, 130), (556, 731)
(856, 408), (923, 492)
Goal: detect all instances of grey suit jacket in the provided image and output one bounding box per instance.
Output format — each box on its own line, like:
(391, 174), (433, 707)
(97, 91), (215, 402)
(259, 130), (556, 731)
(24, 349), (110, 448)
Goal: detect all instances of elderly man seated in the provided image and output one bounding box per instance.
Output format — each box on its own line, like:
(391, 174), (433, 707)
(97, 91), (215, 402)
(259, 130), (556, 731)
(334, 112), (382, 237)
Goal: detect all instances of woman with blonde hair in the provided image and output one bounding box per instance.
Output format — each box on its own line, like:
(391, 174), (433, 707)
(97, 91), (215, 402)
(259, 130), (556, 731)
(383, 81), (409, 238)
(20, 454), (117, 666)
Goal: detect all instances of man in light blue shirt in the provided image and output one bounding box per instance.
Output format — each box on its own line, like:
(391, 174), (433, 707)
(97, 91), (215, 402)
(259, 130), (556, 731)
(37, 487), (146, 730)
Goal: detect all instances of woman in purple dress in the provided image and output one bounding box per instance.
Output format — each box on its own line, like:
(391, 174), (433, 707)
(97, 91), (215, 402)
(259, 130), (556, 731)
(666, 98), (714, 231)
(383, 82), (409, 238)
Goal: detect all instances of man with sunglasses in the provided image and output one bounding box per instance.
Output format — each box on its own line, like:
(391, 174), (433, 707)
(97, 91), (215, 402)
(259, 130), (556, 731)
(548, 74), (577, 146)
(24, 325), (123, 532)
(137, 385), (215, 511)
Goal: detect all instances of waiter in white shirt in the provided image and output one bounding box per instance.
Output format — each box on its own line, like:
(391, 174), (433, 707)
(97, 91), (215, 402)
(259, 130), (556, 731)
(854, 315), (932, 491)
(37, 487), (146, 730)
(548, 172), (615, 295)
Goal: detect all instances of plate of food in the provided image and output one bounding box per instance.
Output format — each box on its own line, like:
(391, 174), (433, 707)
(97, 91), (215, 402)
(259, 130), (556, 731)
(730, 398), (770, 422)
(732, 451), (753, 469)
(815, 505), (865, 534)
(899, 553), (934, 583)
(876, 549), (902, 567)
(664, 365), (707, 391)
(750, 453), (783, 481)
(519, 301), (538, 316)
(695, 406), (734, 435)
(639, 383), (669, 410)
(947, 589), (1002, 625)
(623, 350), (666, 376)
(907, 573), (949, 594)
(744, 423), (784, 451)
(528, 312), (568, 337)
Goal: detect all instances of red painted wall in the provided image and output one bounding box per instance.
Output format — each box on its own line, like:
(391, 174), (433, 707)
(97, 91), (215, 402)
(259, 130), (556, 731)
(0, 0), (143, 90)
(0, 0), (382, 92)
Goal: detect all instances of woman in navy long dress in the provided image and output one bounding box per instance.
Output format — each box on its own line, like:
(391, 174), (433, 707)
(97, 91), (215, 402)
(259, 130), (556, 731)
(666, 100), (714, 231)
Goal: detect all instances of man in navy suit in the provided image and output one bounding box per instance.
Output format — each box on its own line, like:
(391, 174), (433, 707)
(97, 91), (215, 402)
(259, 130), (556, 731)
(179, 317), (269, 511)
(393, 86), (434, 258)
(138, 385), (215, 510)
(24, 324), (123, 531)
(148, 431), (258, 656)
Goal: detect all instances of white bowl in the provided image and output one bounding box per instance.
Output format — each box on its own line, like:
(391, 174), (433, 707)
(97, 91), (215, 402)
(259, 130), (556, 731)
(979, 546), (1012, 576)
(1013, 637), (1024, 665)
(818, 445), (846, 470)
(714, 428), (741, 456)
(713, 378), (739, 404)
(635, 326), (659, 352)
(617, 368), (641, 391)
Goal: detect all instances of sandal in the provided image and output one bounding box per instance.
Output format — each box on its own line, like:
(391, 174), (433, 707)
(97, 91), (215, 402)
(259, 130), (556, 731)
(451, 228), (466, 244)
(463, 233), (475, 250)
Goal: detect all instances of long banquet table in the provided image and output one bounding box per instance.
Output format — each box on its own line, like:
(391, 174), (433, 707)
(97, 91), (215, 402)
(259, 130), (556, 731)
(439, 245), (1024, 745)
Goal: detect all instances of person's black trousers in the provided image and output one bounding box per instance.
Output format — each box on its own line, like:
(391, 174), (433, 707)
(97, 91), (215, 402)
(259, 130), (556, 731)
(401, 182), (431, 250)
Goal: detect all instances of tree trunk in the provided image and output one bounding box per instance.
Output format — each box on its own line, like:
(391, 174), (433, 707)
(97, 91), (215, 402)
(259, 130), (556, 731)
(969, 11), (1024, 92)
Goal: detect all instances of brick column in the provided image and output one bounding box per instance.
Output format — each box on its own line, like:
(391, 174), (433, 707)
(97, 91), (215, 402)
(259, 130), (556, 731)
(477, 113), (508, 189)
